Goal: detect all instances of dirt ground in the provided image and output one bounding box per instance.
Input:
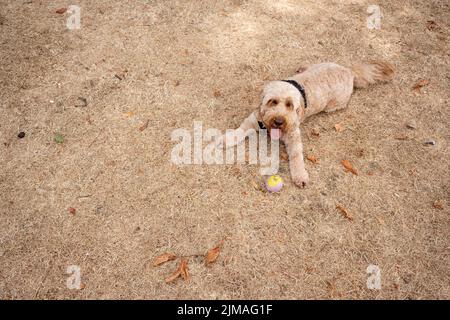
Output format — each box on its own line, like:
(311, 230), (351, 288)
(0, 0), (449, 300)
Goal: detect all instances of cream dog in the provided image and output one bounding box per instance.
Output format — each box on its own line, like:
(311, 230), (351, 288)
(218, 61), (395, 187)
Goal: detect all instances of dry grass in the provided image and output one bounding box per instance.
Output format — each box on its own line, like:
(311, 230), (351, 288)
(0, 0), (449, 299)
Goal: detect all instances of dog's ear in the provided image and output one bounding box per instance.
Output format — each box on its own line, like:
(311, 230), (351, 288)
(296, 105), (305, 120)
(255, 94), (265, 120)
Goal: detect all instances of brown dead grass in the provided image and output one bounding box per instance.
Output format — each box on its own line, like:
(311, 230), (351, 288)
(0, 0), (449, 299)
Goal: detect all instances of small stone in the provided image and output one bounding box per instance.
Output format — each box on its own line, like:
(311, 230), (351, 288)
(423, 139), (436, 146)
(18, 132), (25, 139)
(406, 120), (417, 129)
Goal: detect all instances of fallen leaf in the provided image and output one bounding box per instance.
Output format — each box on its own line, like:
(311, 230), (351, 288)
(310, 128), (320, 137)
(280, 149), (289, 161)
(305, 266), (314, 274)
(205, 241), (223, 265)
(122, 111), (134, 118)
(426, 20), (439, 31)
(334, 123), (344, 132)
(213, 90), (222, 98)
(326, 280), (336, 294)
(153, 253), (177, 267)
(341, 159), (358, 175)
(413, 79), (429, 93)
(139, 119), (149, 132)
(432, 201), (444, 210)
(394, 133), (408, 140)
(180, 258), (189, 281)
(336, 204), (354, 221)
(68, 207), (76, 215)
(306, 154), (319, 164)
(165, 268), (181, 283)
(55, 7), (67, 14)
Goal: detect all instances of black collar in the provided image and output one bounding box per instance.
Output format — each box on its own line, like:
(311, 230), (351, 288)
(258, 121), (266, 129)
(281, 79), (308, 109)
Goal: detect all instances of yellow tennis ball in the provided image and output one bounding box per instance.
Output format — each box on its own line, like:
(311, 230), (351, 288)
(266, 175), (283, 192)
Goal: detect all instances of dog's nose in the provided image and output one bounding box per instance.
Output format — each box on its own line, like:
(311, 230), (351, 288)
(273, 117), (285, 127)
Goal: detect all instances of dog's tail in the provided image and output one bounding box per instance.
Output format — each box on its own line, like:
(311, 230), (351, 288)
(351, 61), (395, 89)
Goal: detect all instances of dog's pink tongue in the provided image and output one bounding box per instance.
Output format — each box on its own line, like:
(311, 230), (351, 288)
(270, 129), (281, 140)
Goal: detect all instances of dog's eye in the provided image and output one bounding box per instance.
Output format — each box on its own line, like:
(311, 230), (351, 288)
(268, 99), (278, 107)
(286, 101), (293, 109)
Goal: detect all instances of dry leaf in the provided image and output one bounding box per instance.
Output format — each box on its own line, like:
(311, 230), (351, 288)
(165, 268), (181, 283)
(55, 7), (67, 14)
(280, 149), (289, 161)
(139, 119), (149, 132)
(165, 258), (188, 283)
(326, 280), (336, 294)
(205, 243), (222, 265)
(342, 159), (358, 175)
(180, 258), (189, 281)
(68, 207), (76, 215)
(334, 123), (344, 132)
(213, 90), (222, 98)
(394, 133), (408, 140)
(310, 128), (320, 137)
(432, 201), (444, 210)
(306, 154), (319, 164)
(153, 253), (177, 267)
(122, 111), (134, 118)
(426, 20), (439, 31)
(336, 204), (354, 221)
(413, 79), (429, 93)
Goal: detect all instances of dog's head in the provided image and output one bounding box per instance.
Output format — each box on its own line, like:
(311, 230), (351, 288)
(259, 81), (304, 140)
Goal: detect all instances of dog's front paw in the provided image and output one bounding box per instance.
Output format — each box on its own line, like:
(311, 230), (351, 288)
(292, 170), (309, 188)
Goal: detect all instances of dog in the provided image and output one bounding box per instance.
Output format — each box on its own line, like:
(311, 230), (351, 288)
(217, 61), (395, 187)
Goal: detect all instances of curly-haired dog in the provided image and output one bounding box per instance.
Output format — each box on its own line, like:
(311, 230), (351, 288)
(218, 61), (395, 187)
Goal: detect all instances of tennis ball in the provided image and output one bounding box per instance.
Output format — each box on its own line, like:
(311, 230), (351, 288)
(266, 175), (283, 193)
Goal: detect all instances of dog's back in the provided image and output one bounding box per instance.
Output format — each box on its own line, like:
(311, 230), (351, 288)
(289, 61), (394, 117)
(290, 63), (354, 117)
